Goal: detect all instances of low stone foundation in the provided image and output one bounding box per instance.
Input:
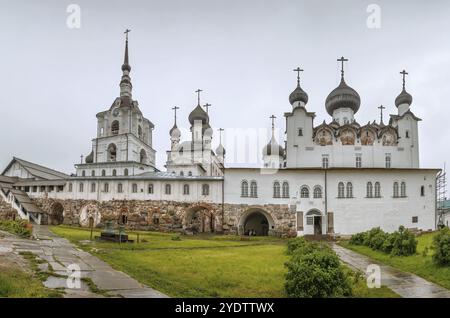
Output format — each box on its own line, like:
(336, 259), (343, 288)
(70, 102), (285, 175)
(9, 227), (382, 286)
(32, 198), (297, 238)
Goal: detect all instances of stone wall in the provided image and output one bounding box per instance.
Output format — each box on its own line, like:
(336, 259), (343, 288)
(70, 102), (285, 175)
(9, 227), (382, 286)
(33, 198), (297, 237)
(0, 196), (16, 221)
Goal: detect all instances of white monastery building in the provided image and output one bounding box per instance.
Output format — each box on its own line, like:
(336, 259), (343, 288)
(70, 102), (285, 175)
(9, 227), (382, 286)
(0, 34), (440, 237)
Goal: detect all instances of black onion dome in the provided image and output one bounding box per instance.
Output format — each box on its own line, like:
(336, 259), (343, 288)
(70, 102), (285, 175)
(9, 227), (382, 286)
(395, 88), (413, 107)
(216, 144), (226, 156)
(188, 104), (209, 126)
(169, 123), (181, 138)
(85, 151), (94, 164)
(325, 78), (361, 116)
(262, 136), (284, 157)
(289, 84), (309, 105)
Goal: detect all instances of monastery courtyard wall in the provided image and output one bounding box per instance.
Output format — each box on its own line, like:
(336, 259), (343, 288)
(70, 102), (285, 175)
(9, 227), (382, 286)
(32, 198), (297, 237)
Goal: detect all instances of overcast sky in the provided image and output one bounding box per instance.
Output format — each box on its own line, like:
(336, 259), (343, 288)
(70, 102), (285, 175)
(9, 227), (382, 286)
(1, 0), (449, 173)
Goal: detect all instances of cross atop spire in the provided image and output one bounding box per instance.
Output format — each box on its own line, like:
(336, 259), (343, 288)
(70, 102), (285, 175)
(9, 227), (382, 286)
(337, 56), (349, 79)
(293, 67), (304, 86)
(172, 106), (179, 125)
(204, 103), (211, 114)
(400, 69), (408, 90)
(378, 104), (386, 123)
(218, 128), (224, 144)
(124, 29), (131, 41)
(195, 89), (203, 106)
(270, 115), (276, 132)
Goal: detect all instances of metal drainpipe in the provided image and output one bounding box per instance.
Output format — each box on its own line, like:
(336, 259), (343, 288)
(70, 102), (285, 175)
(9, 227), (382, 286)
(324, 168), (328, 234)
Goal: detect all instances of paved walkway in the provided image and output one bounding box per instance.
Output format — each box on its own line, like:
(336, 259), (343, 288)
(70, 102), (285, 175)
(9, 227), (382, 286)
(0, 225), (167, 298)
(333, 244), (450, 298)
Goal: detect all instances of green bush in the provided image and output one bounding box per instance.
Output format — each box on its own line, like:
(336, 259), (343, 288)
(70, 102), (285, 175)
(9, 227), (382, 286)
(0, 220), (32, 238)
(285, 247), (352, 298)
(389, 226), (417, 256)
(286, 237), (308, 255)
(432, 227), (450, 266)
(349, 226), (417, 256)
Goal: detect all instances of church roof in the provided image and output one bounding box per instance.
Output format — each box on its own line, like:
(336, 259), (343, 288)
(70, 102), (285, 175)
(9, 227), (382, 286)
(2, 157), (69, 180)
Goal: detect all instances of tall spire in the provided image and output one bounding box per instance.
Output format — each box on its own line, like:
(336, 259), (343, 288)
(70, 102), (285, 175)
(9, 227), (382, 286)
(120, 29), (132, 98)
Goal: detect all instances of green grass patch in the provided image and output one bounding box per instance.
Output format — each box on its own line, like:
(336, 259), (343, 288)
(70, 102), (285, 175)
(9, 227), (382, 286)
(50, 225), (398, 298)
(0, 220), (32, 238)
(340, 232), (450, 290)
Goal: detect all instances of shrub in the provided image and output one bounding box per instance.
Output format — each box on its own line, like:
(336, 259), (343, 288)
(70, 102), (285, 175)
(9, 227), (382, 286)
(389, 226), (417, 256)
(171, 234), (181, 241)
(349, 232), (367, 245)
(0, 220), (32, 238)
(286, 237), (308, 255)
(285, 247), (352, 298)
(368, 231), (388, 251)
(432, 227), (450, 266)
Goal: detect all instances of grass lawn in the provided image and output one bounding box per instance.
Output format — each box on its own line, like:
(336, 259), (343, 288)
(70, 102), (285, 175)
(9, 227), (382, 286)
(339, 232), (450, 290)
(0, 262), (61, 298)
(51, 225), (398, 298)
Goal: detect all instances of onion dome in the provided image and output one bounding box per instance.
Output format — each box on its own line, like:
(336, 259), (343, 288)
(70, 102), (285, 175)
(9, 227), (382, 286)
(289, 67), (308, 106)
(169, 123), (181, 138)
(216, 144), (226, 156)
(188, 104), (209, 126)
(85, 151), (94, 164)
(395, 88), (413, 107)
(289, 84), (308, 105)
(262, 136), (284, 157)
(325, 78), (361, 116)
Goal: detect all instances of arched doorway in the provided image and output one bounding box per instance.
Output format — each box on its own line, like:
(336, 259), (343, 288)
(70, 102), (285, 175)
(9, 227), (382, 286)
(184, 206), (215, 234)
(49, 202), (64, 225)
(305, 209), (323, 235)
(239, 208), (275, 236)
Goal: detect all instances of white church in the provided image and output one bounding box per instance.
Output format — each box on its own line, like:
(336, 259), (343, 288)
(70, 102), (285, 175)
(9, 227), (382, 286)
(0, 33), (440, 237)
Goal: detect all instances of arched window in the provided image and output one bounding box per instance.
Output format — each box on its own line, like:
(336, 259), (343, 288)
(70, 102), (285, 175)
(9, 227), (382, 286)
(202, 184), (210, 196)
(101, 170), (106, 177)
(393, 182), (399, 198)
(273, 182), (281, 198)
(313, 186), (322, 198)
(148, 184), (154, 194)
(338, 182), (345, 198)
(180, 171), (184, 176)
(346, 182), (353, 198)
(322, 157), (329, 169)
(111, 120), (119, 135)
(124, 168), (129, 176)
(241, 181), (249, 197)
(107, 144), (117, 162)
(366, 182), (373, 198)
(104, 183), (109, 193)
(140, 149), (147, 164)
(112, 169), (117, 177)
(138, 125), (143, 140)
(90, 183), (96, 193)
(300, 186), (309, 198)
(79, 182), (84, 192)
(68, 183), (73, 192)
(401, 182), (406, 197)
(188, 171), (192, 176)
(81, 170), (85, 177)
(282, 182), (289, 198)
(91, 170), (95, 177)
(132, 183), (138, 193)
(165, 184), (171, 195)
(183, 184), (190, 195)
(375, 182), (381, 198)
(250, 181), (258, 198)
(117, 183), (123, 193)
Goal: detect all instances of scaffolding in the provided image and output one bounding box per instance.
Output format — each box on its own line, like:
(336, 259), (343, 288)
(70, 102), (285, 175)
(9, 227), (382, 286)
(436, 164), (448, 228)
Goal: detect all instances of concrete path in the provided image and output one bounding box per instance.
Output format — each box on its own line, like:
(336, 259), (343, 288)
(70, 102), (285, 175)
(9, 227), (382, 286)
(0, 225), (167, 298)
(333, 244), (450, 298)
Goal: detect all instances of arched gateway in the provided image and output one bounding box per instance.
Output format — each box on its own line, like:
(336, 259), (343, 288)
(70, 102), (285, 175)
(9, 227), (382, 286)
(239, 208), (275, 236)
(48, 202), (64, 225)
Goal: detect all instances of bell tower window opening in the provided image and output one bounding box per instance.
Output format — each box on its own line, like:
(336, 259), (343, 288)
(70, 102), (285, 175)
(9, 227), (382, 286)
(107, 144), (117, 162)
(111, 120), (119, 136)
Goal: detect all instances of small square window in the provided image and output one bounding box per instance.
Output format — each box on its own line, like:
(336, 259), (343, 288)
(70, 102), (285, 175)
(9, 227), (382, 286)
(412, 216), (418, 223)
